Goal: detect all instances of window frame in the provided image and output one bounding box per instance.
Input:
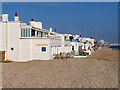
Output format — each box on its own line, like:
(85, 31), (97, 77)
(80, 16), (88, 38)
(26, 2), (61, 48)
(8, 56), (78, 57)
(21, 28), (31, 38)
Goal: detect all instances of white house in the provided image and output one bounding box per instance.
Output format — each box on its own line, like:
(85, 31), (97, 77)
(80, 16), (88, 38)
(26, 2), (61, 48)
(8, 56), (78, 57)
(0, 13), (72, 62)
(62, 34), (95, 56)
(0, 13), (95, 62)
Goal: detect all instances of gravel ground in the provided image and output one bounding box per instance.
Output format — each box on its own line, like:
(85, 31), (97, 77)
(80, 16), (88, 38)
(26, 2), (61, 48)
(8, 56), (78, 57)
(87, 47), (119, 62)
(2, 59), (118, 88)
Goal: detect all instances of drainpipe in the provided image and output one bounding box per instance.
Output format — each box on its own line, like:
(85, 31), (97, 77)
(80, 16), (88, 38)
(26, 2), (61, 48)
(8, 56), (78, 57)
(5, 20), (8, 62)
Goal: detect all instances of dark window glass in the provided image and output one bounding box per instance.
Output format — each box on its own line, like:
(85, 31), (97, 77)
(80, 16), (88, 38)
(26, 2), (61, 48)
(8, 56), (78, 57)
(42, 47), (46, 52)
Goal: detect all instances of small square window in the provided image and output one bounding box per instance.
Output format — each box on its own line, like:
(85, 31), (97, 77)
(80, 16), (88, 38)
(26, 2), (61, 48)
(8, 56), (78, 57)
(42, 47), (46, 52)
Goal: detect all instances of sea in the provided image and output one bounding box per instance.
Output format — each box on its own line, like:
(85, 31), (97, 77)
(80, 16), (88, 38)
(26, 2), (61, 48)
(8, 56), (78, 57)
(109, 46), (120, 50)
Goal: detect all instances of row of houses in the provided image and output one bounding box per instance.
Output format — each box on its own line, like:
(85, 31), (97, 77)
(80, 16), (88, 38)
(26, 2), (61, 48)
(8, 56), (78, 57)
(0, 13), (95, 62)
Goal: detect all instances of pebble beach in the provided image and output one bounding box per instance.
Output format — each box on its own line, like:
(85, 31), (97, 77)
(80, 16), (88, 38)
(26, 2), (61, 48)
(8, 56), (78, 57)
(2, 47), (118, 88)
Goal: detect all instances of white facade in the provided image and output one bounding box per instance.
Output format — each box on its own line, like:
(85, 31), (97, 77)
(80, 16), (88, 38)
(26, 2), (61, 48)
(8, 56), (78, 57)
(19, 38), (62, 61)
(0, 13), (96, 61)
(0, 21), (7, 51)
(71, 42), (81, 55)
(82, 37), (95, 47)
(0, 14), (73, 62)
(30, 21), (42, 29)
(62, 34), (95, 55)
(0, 20), (62, 62)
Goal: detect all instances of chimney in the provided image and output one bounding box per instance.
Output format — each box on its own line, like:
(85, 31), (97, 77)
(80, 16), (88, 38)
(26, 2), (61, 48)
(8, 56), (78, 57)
(31, 18), (34, 21)
(15, 12), (17, 16)
(2, 14), (8, 21)
(54, 29), (56, 32)
(49, 28), (52, 32)
(14, 12), (19, 21)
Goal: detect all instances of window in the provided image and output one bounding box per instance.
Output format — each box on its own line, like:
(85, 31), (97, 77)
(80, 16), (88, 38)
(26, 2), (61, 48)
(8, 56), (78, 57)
(84, 45), (86, 49)
(31, 29), (35, 37)
(64, 36), (67, 40)
(21, 29), (30, 37)
(42, 32), (48, 37)
(11, 47), (14, 51)
(27, 29), (30, 37)
(72, 46), (74, 51)
(42, 47), (46, 52)
(37, 31), (42, 37)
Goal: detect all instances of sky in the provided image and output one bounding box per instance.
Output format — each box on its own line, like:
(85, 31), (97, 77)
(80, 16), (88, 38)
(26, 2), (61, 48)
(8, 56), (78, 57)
(0, 1), (2, 15)
(1, 0), (120, 2)
(2, 2), (118, 43)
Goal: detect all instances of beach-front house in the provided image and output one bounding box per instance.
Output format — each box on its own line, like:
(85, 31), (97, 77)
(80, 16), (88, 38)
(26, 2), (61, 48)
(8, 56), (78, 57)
(0, 13), (72, 62)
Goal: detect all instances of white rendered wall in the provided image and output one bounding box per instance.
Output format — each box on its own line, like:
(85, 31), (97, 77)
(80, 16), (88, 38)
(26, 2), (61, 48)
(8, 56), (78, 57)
(18, 38), (52, 61)
(50, 39), (61, 55)
(31, 39), (50, 60)
(19, 38), (62, 61)
(0, 22), (2, 51)
(0, 21), (7, 51)
(64, 41), (72, 53)
(4, 21), (62, 61)
(71, 42), (82, 55)
(19, 39), (31, 61)
(30, 21), (42, 29)
(6, 22), (21, 61)
(61, 35), (72, 53)
(71, 42), (78, 52)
